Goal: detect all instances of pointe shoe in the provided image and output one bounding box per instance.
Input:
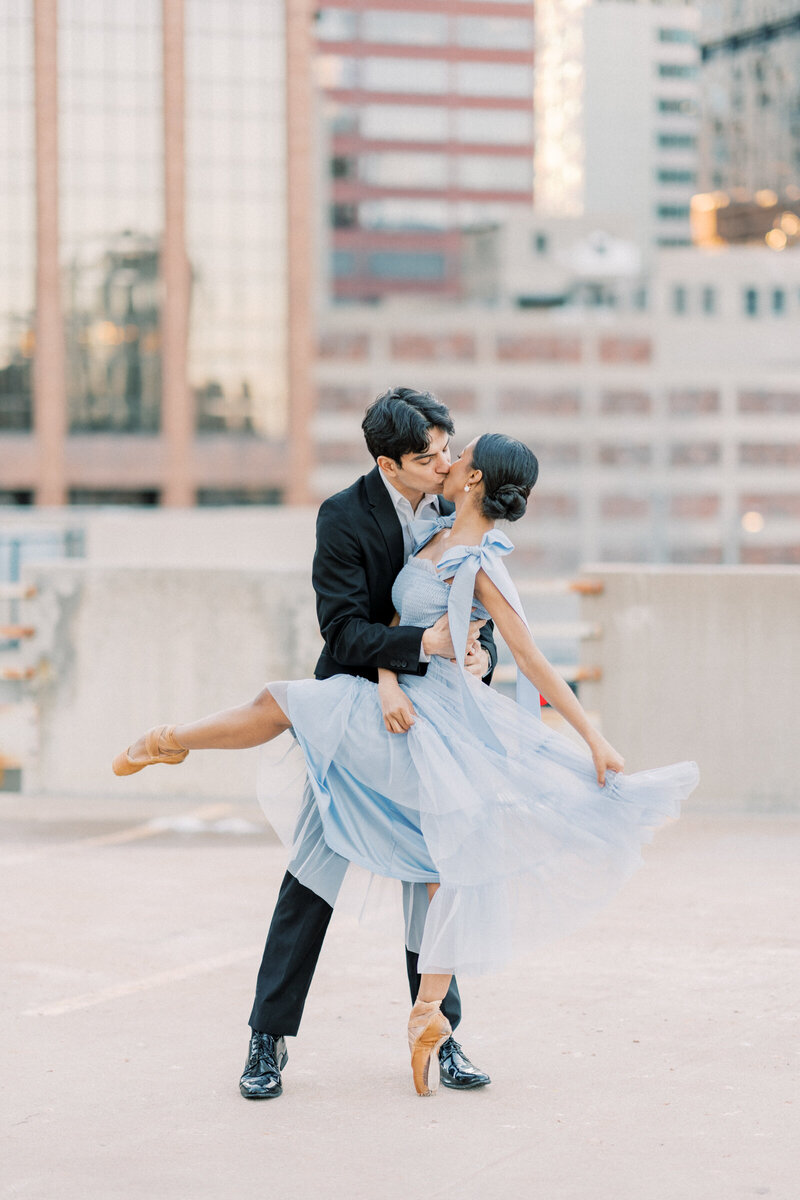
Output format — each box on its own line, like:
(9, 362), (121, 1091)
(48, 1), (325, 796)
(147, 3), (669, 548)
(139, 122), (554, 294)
(408, 999), (451, 1097)
(112, 725), (188, 776)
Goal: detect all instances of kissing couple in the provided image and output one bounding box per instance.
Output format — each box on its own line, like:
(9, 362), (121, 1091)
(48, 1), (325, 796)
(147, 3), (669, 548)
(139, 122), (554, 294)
(114, 386), (699, 1097)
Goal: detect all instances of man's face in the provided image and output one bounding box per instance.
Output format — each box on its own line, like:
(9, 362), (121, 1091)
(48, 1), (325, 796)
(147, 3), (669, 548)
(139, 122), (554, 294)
(378, 426), (452, 501)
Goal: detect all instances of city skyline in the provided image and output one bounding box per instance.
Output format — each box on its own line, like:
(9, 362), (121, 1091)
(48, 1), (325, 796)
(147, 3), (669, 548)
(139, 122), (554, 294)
(0, 0), (798, 576)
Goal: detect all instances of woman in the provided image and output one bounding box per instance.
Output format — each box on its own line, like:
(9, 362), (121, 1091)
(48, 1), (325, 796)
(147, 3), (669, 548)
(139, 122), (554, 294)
(114, 434), (699, 1096)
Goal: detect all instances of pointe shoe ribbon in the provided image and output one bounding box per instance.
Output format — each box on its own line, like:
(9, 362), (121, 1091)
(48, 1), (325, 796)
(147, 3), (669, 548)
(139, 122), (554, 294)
(408, 999), (451, 1097)
(112, 725), (188, 776)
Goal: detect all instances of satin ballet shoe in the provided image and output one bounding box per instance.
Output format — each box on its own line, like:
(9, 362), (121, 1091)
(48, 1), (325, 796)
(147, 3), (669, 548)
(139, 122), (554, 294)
(112, 725), (188, 776)
(408, 999), (452, 1097)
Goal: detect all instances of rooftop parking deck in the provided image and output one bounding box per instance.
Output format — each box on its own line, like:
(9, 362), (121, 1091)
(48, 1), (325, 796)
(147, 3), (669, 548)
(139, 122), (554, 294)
(2, 795), (797, 1200)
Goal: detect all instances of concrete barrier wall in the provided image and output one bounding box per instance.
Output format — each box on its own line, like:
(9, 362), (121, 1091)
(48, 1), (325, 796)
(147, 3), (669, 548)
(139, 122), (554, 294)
(578, 566), (800, 811)
(22, 562), (321, 802)
(15, 558), (800, 812)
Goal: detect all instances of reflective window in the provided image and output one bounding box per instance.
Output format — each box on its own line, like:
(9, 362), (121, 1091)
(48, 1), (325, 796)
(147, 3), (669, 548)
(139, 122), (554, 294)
(457, 155), (532, 192)
(456, 62), (532, 98)
(366, 252), (446, 280)
(454, 108), (532, 145)
(362, 11), (448, 46)
(702, 286), (717, 314)
(197, 487), (282, 505)
(316, 54), (358, 89)
(186, 0), (288, 437)
(315, 9), (358, 41)
(672, 285), (688, 314)
(360, 198), (450, 229)
(361, 152), (448, 188)
(657, 205), (691, 219)
(456, 17), (533, 50)
(60, 0), (163, 433)
(325, 101), (358, 134)
(361, 104), (448, 142)
(657, 64), (697, 78)
(332, 250), (357, 278)
(657, 133), (697, 149)
(0, 1), (34, 431)
(743, 288), (758, 316)
(361, 56), (448, 94)
(657, 97), (696, 114)
(69, 488), (160, 505)
(657, 168), (696, 184)
(658, 28), (696, 44)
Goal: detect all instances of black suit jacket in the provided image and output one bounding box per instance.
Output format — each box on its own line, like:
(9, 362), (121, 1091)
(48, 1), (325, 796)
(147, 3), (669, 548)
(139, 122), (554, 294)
(312, 465), (497, 683)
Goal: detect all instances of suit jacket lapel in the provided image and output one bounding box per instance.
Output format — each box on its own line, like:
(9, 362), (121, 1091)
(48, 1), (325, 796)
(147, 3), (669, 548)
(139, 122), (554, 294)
(364, 466), (405, 576)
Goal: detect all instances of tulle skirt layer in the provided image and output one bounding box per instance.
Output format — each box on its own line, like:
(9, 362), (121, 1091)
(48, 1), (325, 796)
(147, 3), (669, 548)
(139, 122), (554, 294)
(258, 659), (699, 976)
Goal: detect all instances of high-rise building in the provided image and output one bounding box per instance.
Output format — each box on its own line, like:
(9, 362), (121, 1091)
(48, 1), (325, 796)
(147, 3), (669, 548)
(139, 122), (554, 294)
(0, 0), (315, 507)
(534, 0), (700, 248)
(313, 220), (800, 571)
(698, 0), (800, 198)
(691, 1), (800, 247)
(315, 1), (536, 301)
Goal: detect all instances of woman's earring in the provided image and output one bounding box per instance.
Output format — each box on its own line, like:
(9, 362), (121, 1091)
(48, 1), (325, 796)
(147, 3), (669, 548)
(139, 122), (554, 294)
(464, 485), (470, 492)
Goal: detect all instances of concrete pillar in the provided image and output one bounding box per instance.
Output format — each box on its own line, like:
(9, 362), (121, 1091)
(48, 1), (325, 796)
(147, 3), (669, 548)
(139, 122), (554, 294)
(161, 0), (193, 507)
(285, 0), (315, 505)
(33, 0), (67, 505)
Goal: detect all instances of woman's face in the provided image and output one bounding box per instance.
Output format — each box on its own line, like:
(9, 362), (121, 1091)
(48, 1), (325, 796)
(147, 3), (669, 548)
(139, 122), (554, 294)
(442, 438), (478, 503)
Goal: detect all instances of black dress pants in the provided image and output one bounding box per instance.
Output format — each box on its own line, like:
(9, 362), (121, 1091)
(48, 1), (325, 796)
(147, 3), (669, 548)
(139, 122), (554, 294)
(249, 870), (462, 1037)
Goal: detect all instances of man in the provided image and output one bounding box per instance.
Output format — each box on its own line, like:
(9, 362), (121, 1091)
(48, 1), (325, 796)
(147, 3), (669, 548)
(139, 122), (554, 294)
(240, 387), (496, 1099)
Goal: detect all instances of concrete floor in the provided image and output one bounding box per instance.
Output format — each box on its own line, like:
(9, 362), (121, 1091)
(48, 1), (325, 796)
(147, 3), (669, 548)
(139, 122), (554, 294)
(1, 795), (797, 1200)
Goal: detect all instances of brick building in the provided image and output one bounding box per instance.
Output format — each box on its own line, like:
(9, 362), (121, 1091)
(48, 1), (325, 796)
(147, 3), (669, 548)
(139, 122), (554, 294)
(316, 0), (536, 301)
(313, 230), (800, 571)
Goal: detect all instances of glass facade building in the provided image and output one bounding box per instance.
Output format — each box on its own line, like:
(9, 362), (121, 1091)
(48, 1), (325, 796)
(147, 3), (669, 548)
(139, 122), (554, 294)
(185, 0), (287, 438)
(0, 3), (35, 435)
(59, 0), (163, 433)
(0, 0), (303, 506)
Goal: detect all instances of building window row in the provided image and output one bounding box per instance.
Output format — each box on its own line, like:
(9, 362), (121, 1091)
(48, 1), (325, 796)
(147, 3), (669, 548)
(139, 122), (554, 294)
(667, 284), (796, 318)
(320, 55), (533, 98)
(656, 63), (697, 79)
(331, 249), (448, 280)
(656, 97), (697, 115)
(656, 204), (691, 221)
(317, 10), (533, 50)
(656, 168), (696, 185)
(657, 132), (697, 150)
(657, 28), (697, 45)
(333, 103), (532, 145)
(332, 151), (532, 192)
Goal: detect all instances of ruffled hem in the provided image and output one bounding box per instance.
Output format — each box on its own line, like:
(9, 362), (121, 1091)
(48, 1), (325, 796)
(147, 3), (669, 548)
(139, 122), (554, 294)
(257, 661), (698, 975)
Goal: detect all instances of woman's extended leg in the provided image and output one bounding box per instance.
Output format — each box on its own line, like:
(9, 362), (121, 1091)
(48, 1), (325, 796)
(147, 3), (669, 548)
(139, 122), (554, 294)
(408, 883), (454, 1096)
(112, 686), (291, 775)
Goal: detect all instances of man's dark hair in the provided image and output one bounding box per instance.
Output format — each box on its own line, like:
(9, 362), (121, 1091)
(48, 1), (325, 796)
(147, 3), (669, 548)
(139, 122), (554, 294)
(362, 387), (455, 464)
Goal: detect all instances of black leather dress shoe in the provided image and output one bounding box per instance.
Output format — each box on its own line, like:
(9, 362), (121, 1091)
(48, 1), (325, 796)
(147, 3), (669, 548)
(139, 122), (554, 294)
(239, 1031), (288, 1100)
(438, 1036), (491, 1090)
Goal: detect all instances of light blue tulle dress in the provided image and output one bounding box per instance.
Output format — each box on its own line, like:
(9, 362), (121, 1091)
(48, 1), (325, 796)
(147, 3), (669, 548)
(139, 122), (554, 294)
(259, 516), (699, 976)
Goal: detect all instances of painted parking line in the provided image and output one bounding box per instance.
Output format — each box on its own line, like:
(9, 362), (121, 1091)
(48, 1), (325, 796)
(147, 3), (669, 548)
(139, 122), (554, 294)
(0, 803), (237, 867)
(24, 946), (256, 1017)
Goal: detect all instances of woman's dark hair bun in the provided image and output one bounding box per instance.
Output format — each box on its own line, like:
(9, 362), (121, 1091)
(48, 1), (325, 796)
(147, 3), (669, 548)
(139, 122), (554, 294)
(471, 433), (539, 524)
(483, 483), (528, 522)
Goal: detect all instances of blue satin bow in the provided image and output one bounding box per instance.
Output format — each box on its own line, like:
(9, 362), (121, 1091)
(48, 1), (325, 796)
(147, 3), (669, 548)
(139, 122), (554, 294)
(410, 513), (455, 553)
(435, 530), (542, 756)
